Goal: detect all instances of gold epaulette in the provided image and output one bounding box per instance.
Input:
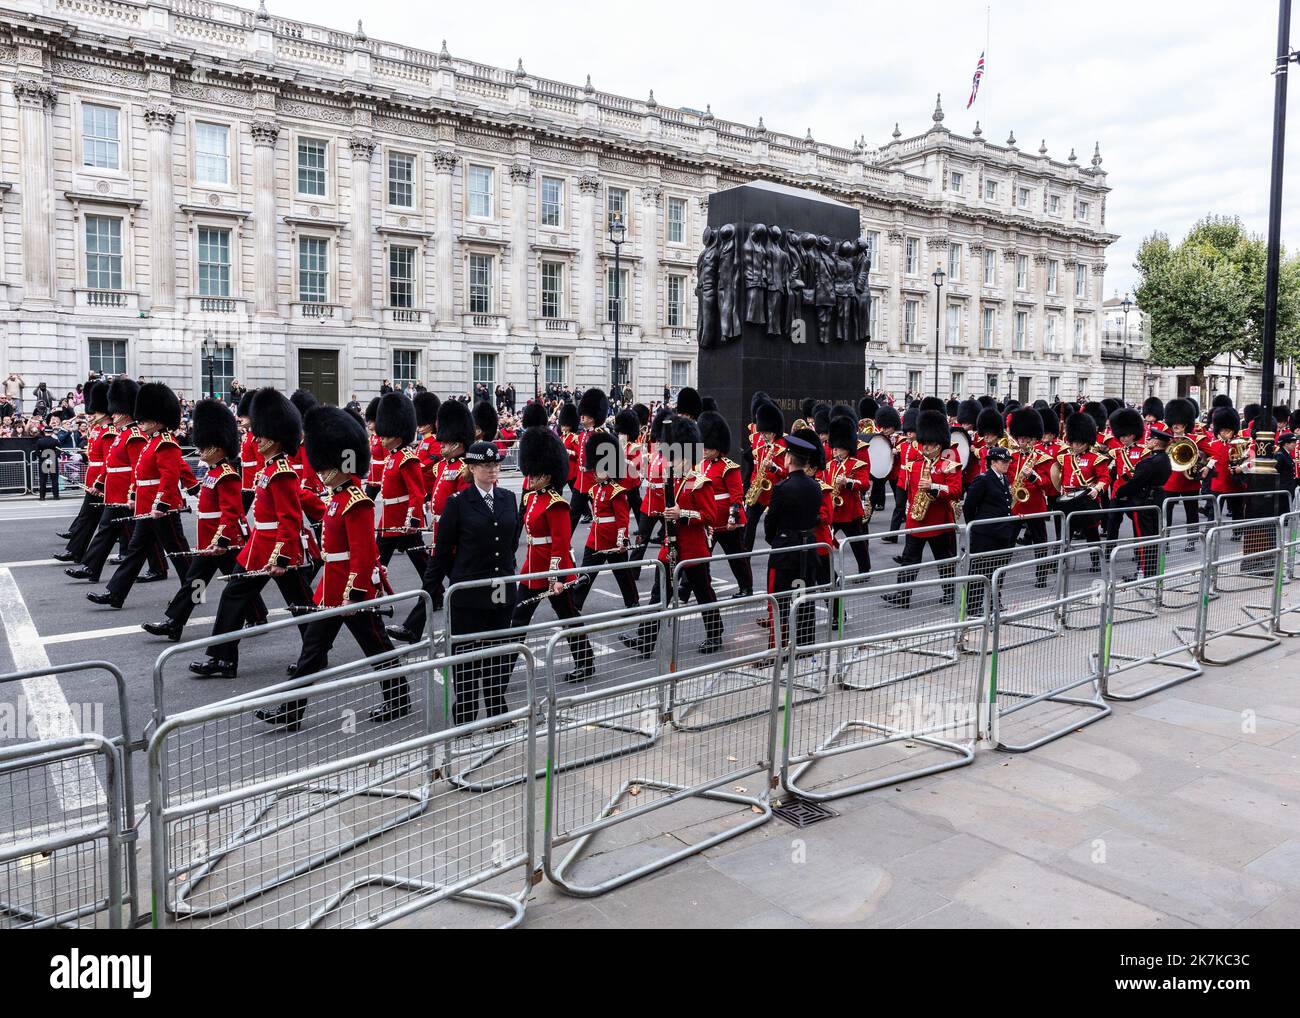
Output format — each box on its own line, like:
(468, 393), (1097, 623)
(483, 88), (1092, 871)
(400, 447), (420, 464)
(342, 486), (373, 514)
(721, 457), (740, 472)
(156, 432), (179, 449)
(213, 462), (239, 482)
(270, 457), (297, 479)
(547, 490), (568, 509)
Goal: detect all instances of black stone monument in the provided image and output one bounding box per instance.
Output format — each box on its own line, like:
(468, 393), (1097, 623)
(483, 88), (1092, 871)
(697, 181), (864, 458)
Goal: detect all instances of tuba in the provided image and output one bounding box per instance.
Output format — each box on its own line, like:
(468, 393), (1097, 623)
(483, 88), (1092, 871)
(1168, 436), (1199, 477)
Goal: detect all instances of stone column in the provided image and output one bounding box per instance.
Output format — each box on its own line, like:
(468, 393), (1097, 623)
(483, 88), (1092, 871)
(577, 173), (600, 335)
(640, 185), (661, 338)
(508, 162), (532, 332)
(431, 150), (458, 326)
(144, 103), (178, 310)
(13, 78), (56, 304)
(250, 119), (281, 315)
(349, 135), (376, 320)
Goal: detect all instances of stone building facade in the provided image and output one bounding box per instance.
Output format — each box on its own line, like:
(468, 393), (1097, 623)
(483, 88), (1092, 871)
(0, 0), (1117, 406)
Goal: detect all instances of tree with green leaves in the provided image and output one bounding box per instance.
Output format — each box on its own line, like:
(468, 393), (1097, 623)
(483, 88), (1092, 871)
(1134, 215), (1300, 397)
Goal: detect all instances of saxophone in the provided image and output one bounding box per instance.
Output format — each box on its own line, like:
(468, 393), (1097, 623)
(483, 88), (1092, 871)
(910, 453), (936, 521)
(745, 442), (774, 507)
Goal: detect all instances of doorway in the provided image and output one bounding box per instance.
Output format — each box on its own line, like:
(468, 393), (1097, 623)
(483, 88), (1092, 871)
(1017, 375), (1032, 404)
(297, 349), (339, 406)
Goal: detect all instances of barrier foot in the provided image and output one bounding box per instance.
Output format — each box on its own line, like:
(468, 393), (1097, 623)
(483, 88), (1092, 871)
(670, 662), (781, 733)
(0, 896), (111, 930)
(837, 644), (959, 689)
(992, 665), (1111, 753)
(547, 778), (770, 897)
(1189, 624), (1281, 666)
(783, 720), (975, 801)
(303, 875), (525, 930)
(1101, 652), (1202, 701)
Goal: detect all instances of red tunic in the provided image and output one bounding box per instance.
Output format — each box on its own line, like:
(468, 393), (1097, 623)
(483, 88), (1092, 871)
(1206, 439), (1247, 494)
(415, 432), (441, 501)
(428, 457), (471, 547)
(1009, 448), (1052, 516)
(660, 471), (716, 562)
(316, 483), (381, 607)
(643, 450), (668, 515)
(1037, 439), (1064, 498)
(521, 489), (575, 589)
(367, 436), (386, 488)
(1106, 440), (1144, 498)
(102, 426), (148, 506)
(574, 428), (597, 495)
(240, 430), (263, 493)
(624, 439), (645, 490)
(379, 447), (427, 535)
(753, 436), (788, 508)
(586, 480), (633, 552)
(814, 479), (836, 554)
(196, 461), (248, 549)
(131, 431), (186, 515)
(901, 455), (962, 537)
(239, 455), (305, 570)
(825, 454), (871, 524)
(892, 436), (917, 486)
(561, 431), (581, 484)
(1057, 450), (1112, 496)
(85, 422), (115, 490)
(702, 456), (746, 530)
(1163, 433), (1208, 495)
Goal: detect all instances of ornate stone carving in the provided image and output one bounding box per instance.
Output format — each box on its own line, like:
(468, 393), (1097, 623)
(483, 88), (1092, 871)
(375, 115), (437, 141)
(662, 167), (698, 185)
(278, 99), (352, 125)
(1032, 253), (1049, 266)
(508, 163), (533, 184)
(886, 229), (904, 244)
(456, 130), (511, 153)
(598, 154), (645, 177)
(926, 236), (949, 250)
(143, 103), (177, 130)
(533, 145), (579, 165)
(174, 81), (255, 108)
(1003, 249), (1020, 262)
(641, 186), (663, 207)
(12, 77), (56, 110)
(696, 196), (709, 213)
(249, 119), (281, 146)
(52, 60), (146, 89)
(348, 135), (377, 160)
(577, 174), (601, 195)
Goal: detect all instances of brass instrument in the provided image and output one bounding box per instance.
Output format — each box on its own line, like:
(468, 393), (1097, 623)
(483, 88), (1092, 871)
(1168, 436), (1199, 477)
(860, 420), (876, 435)
(910, 452), (937, 521)
(997, 435), (1013, 449)
(1010, 449), (1050, 504)
(828, 458), (845, 508)
(1228, 438), (1251, 467)
(745, 443), (775, 506)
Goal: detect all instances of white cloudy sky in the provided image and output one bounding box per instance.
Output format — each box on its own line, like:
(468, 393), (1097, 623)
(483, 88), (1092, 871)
(267, 0), (1296, 297)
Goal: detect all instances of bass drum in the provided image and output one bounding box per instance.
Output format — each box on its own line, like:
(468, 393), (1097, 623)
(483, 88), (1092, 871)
(950, 428), (973, 470)
(867, 433), (895, 479)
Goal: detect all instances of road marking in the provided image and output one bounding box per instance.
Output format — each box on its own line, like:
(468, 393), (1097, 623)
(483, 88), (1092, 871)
(0, 559), (59, 569)
(0, 567), (104, 810)
(41, 608), (293, 645)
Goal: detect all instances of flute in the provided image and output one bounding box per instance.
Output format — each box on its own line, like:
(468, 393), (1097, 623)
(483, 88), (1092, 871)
(513, 573), (590, 609)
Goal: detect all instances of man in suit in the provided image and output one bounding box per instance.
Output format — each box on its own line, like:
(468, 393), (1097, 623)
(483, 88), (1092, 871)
(1275, 432), (1297, 505)
(1113, 428), (1173, 580)
(424, 440), (519, 725)
(961, 446), (1014, 616)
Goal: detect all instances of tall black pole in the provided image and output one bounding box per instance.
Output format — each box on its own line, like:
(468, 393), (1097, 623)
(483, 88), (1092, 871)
(612, 242), (621, 395)
(933, 280), (942, 398)
(1262, 0), (1293, 406)
(1121, 308), (1129, 405)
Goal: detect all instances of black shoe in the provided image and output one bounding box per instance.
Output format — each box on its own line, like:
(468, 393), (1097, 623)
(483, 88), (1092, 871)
(1184, 539), (1197, 552)
(254, 704), (304, 730)
(53, 552), (76, 562)
(137, 571), (166, 583)
(618, 632), (654, 658)
(86, 591), (123, 609)
(142, 619), (182, 641)
(65, 566), (97, 581)
(286, 663), (299, 677)
(697, 637), (723, 655)
(676, 585), (691, 603)
(189, 659), (237, 679)
(386, 624), (418, 644)
(880, 536), (899, 545)
(368, 698), (411, 723)
(730, 589), (753, 599)
(882, 593), (911, 609)
(56, 531), (73, 540)
(564, 667), (595, 683)
(108, 554), (125, 565)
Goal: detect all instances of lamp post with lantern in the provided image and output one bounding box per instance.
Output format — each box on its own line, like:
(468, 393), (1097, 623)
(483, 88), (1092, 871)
(608, 211), (626, 396)
(931, 265), (946, 398)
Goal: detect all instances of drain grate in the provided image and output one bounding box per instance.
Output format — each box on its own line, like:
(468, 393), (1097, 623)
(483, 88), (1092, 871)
(772, 797), (839, 828)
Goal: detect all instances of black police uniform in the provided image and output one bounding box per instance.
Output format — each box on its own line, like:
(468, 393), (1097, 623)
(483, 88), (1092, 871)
(33, 433), (62, 499)
(764, 467), (823, 647)
(961, 458), (1014, 615)
(1113, 447), (1172, 577)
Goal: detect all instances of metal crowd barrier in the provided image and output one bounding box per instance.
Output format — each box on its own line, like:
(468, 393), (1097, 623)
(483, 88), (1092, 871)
(0, 661), (139, 927)
(1184, 518), (1283, 665)
(1100, 534), (1205, 700)
(965, 512), (1066, 648)
(1159, 494), (1216, 542)
(1, 734), (123, 928)
(780, 583), (987, 800)
(544, 602), (779, 896)
(148, 644), (536, 929)
(1215, 489), (1293, 523)
(1275, 511), (1300, 636)
(987, 548), (1110, 752)
(837, 523), (960, 589)
(0, 448), (30, 497)
(673, 541), (836, 603)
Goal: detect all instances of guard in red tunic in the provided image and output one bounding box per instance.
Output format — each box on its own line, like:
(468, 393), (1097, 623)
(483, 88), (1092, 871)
(698, 410), (753, 596)
(237, 388), (262, 512)
(1161, 398), (1207, 543)
(90, 383), (194, 608)
(558, 400), (581, 503)
(364, 396), (386, 500)
(290, 389), (327, 555)
(1007, 407), (1054, 587)
(632, 406), (672, 563)
(143, 399), (266, 641)
(571, 429), (640, 611)
(825, 414), (872, 575)
(1203, 405), (1249, 522)
(742, 397), (788, 551)
(569, 388), (607, 526)
(867, 403), (901, 515)
(1052, 410), (1112, 566)
(374, 392), (429, 578)
(1105, 408), (1147, 543)
(886, 406), (921, 539)
(1036, 405), (1063, 540)
(58, 380), (113, 564)
(884, 410), (963, 609)
(189, 389), (313, 679)
(413, 392), (441, 505)
(615, 408), (645, 527)
(256, 406), (407, 729)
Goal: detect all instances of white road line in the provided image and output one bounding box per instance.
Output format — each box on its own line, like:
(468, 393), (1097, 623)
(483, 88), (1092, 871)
(0, 559), (59, 569)
(0, 567), (104, 810)
(42, 608), (293, 645)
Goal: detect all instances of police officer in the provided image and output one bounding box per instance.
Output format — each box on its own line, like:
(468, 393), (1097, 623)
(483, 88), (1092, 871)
(1113, 427), (1173, 580)
(764, 432), (824, 648)
(424, 440), (519, 725)
(961, 445), (1014, 616)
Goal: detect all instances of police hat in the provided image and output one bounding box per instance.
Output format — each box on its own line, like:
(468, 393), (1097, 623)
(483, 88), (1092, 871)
(986, 446), (1012, 463)
(464, 440), (502, 464)
(1148, 428), (1173, 444)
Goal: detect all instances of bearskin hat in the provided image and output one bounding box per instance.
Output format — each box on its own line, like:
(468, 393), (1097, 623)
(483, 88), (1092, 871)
(1109, 408), (1145, 441)
(956, 399), (980, 428)
(1211, 393), (1233, 409)
(1066, 410), (1097, 447)
(134, 382), (181, 431)
(946, 398), (960, 418)
(250, 388), (302, 455)
(614, 408), (641, 440)
(436, 398), (474, 447)
(518, 427), (568, 488)
(557, 400), (580, 431)
(579, 387), (610, 423)
(1164, 398), (1196, 430)
(1004, 399), (1019, 412)
(976, 407), (1006, 438)
(473, 400), (498, 442)
(237, 388), (257, 419)
(373, 392), (416, 446)
(191, 399), (240, 459)
(750, 391), (772, 421)
(665, 416), (702, 462)
(1242, 403), (1261, 426)
(830, 403), (857, 423)
(1038, 405), (1060, 439)
(1187, 397), (1201, 416)
(650, 405), (672, 443)
(1273, 404), (1290, 421)
(1009, 407), (1044, 441)
(916, 409), (950, 447)
(800, 398), (816, 421)
(1101, 397), (1120, 417)
(290, 389), (317, 422)
(919, 395), (947, 416)
(754, 400), (784, 435)
(304, 405), (369, 478)
(813, 406), (832, 435)
(1142, 396), (1165, 420)
(364, 396), (381, 424)
(634, 403), (650, 428)
(584, 428), (621, 477)
(1254, 411), (1277, 436)
(858, 396), (879, 421)
(414, 392), (441, 430)
(1289, 408), (1300, 433)
(107, 378), (139, 418)
(792, 427), (825, 470)
(698, 410), (731, 453)
(674, 386), (702, 418)
(702, 396), (718, 414)
(1083, 401), (1108, 430)
(1212, 406), (1241, 434)
(901, 406), (919, 433)
(828, 415), (858, 453)
(86, 380), (110, 416)
(874, 404), (902, 431)
(1032, 399), (1049, 411)
(521, 402), (549, 428)
(977, 394), (996, 409)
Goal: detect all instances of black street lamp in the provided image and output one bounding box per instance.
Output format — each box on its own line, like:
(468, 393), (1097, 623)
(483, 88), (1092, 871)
(1120, 293), (1133, 406)
(1226, 349), (1234, 405)
(608, 211), (627, 395)
(202, 330), (216, 401)
(530, 342), (542, 405)
(868, 358), (878, 393)
(1005, 364), (1015, 401)
(931, 265), (946, 397)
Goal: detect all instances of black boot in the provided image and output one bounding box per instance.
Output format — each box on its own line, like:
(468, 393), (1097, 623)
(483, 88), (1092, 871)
(53, 551), (76, 562)
(386, 624), (418, 644)
(65, 566), (97, 581)
(87, 591), (124, 609)
(142, 619), (183, 642)
(255, 703), (305, 731)
(697, 635), (723, 655)
(56, 530), (73, 540)
(189, 658), (237, 678)
(368, 683), (411, 722)
(137, 571), (166, 583)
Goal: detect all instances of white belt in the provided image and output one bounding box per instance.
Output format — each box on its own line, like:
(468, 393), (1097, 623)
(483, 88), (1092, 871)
(107, 466), (131, 473)
(386, 494), (409, 504)
(713, 493), (730, 500)
(254, 521), (278, 530)
(323, 551), (350, 563)
(648, 482), (664, 489)
(528, 536), (551, 545)
(136, 478), (160, 487)
(198, 511), (222, 520)
(89, 460), (103, 467)
(595, 516), (615, 523)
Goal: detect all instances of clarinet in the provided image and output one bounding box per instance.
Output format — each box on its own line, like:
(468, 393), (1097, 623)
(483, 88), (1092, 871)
(664, 461), (680, 572)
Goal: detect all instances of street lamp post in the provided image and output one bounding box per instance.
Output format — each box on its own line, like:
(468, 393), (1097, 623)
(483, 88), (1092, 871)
(1120, 293), (1132, 406)
(1226, 349), (1233, 405)
(868, 359), (878, 394)
(202, 331), (215, 401)
(931, 266), (946, 398)
(530, 342), (542, 405)
(1005, 364), (1015, 402)
(608, 212), (626, 396)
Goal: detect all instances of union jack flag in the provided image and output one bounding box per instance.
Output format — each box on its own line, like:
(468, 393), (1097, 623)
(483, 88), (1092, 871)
(966, 51), (985, 109)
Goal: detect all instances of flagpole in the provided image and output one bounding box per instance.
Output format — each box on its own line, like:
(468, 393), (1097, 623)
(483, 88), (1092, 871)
(985, 4), (992, 132)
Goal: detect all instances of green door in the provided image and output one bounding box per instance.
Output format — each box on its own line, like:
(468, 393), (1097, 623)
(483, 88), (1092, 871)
(297, 349), (339, 406)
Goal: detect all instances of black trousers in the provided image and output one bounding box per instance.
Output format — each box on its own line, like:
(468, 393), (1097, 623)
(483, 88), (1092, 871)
(834, 519), (872, 575)
(569, 489), (591, 527)
(378, 534), (429, 580)
(636, 562), (721, 649)
(105, 513), (191, 604)
(742, 503), (767, 552)
(711, 528), (754, 595)
(893, 532), (958, 605)
(869, 476), (889, 512)
(1163, 492), (1201, 533)
(204, 567), (313, 667)
(626, 487), (644, 530)
(573, 548), (640, 610)
(511, 586), (594, 674)
(768, 550), (818, 647)
(65, 493), (105, 560)
(163, 549), (267, 628)
(241, 489), (254, 512)
(888, 482), (907, 533)
(80, 505), (134, 580)
(448, 604), (515, 725)
(398, 550), (445, 639)
(966, 539), (1013, 617)
(631, 514), (663, 563)
(1010, 516), (1053, 584)
(37, 464), (61, 499)
(1131, 504), (1161, 574)
(280, 611), (402, 718)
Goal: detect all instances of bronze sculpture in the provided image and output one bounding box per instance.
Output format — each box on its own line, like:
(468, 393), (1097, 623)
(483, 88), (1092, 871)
(695, 226), (720, 348)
